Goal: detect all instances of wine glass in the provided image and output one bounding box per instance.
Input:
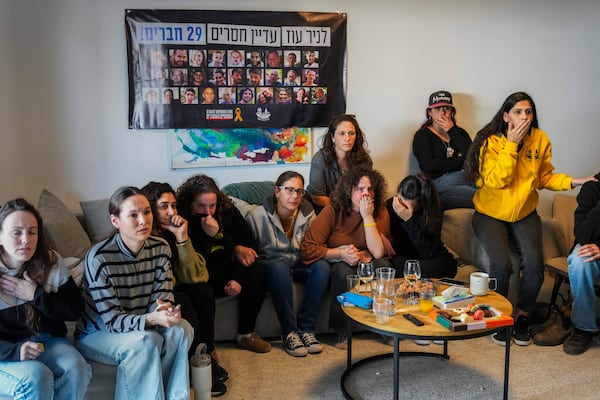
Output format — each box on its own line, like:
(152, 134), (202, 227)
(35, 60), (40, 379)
(358, 262), (374, 294)
(403, 259), (421, 305)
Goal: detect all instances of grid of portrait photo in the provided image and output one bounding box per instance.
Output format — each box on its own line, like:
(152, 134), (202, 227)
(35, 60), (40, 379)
(141, 46), (327, 106)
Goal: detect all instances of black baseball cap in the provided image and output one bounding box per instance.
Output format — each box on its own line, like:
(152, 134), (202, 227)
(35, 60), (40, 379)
(428, 90), (454, 109)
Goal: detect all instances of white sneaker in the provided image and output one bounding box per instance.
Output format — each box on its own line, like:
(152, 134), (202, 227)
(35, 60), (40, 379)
(414, 339), (432, 346)
(433, 340), (445, 345)
(300, 332), (322, 354)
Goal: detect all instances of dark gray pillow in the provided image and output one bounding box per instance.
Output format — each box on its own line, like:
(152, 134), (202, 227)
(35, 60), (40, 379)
(37, 189), (91, 259)
(80, 199), (113, 243)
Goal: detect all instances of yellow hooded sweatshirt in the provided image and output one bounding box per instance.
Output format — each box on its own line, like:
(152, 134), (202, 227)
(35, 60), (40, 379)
(474, 127), (572, 222)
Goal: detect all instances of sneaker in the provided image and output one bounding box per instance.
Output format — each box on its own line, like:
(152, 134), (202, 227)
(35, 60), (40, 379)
(333, 330), (348, 350)
(236, 332), (272, 353)
(300, 332), (323, 354)
(283, 332), (307, 357)
(433, 340), (445, 345)
(513, 315), (532, 346)
(563, 328), (598, 355)
(211, 369), (227, 397)
(414, 339), (432, 346)
(211, 358), (229, 383)
(491, 329), (512, 346)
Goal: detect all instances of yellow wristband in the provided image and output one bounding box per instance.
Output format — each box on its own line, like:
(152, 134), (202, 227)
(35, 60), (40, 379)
(363, 223), (376, 227)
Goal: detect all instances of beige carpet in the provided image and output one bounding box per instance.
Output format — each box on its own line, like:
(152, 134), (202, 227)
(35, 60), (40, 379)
(213, 331), (600, 399)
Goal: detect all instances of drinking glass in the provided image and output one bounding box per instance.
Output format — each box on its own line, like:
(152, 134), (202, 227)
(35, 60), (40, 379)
(358, 262), (374, 294)
(403, 259), (421, 305)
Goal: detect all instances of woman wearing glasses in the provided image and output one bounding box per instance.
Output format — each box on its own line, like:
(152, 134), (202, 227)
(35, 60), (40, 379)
(412, 90), (475, 210)
(176, 174), (271, 355)
(246, 171), (330, 357)
(307, 113), (373, 213)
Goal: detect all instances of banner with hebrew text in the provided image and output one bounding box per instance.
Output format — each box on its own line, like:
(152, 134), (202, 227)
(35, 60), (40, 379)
(126, 10), (347, 129)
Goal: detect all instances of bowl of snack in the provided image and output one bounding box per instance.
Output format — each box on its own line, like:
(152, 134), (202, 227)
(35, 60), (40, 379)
(396, 278), (438, 299)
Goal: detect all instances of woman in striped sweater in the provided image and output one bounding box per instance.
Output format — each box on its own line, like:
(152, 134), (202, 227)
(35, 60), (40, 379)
(75, 186), (193, 400)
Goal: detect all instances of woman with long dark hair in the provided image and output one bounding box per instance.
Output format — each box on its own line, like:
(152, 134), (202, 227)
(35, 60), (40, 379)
(412, 90), (475, 209)
(0, 198), (91, 400)
(141, 181), (227, 396)
(177, 174), (271, 354)
(307, 113), (373, 212)
(387, 173), (457, 278)
(464, 92), (596, 347)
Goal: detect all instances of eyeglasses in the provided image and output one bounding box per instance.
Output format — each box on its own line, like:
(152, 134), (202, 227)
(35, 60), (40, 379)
(277, 186), (306, 196)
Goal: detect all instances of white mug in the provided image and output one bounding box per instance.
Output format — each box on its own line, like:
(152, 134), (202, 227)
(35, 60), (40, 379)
(470, 272), (497, 296)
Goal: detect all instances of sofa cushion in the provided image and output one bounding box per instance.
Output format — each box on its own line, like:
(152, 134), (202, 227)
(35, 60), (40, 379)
(221, 181), (275, 205)
(37, 189), (91, 260)
(80, 199), (113, 243)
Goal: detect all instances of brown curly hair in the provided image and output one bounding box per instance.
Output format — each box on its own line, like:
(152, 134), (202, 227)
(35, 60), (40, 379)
(331, 168), (387, 217)
(176, 174), (233, 224)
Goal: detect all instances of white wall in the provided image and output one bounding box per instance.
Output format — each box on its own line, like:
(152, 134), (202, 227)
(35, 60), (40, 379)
(2, 0), (599, 215)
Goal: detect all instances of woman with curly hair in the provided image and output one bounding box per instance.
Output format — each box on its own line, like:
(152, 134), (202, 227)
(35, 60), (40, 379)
(463, 91), (596, 347)
(176, 174), (271, 354)
(0, 199), (91, 400)
(306, 113), (373, 213)
(301, 168), (394, 349)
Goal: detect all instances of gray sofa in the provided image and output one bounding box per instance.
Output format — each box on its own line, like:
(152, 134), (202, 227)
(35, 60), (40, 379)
(32, 184), (335, 400)
(27, 187), (576, 400)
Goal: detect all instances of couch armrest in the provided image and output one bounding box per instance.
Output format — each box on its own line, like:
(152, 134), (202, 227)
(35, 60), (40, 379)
(441, 208), (476, 264)
(542, 218), (570, 259)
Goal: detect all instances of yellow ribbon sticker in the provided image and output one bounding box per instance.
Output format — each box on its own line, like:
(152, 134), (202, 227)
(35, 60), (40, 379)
(234, 107), (243, 122)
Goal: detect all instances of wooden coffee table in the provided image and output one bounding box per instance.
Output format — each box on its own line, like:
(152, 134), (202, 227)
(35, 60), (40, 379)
(341, 286), (513, 400)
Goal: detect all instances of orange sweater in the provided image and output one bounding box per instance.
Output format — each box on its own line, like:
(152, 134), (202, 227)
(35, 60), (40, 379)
(300, 205), (394, 265)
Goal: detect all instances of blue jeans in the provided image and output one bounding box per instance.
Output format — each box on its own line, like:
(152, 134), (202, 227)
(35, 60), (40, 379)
(75, 320), (193, 400)
(434, 170), (475, 210)
(0, 335), (91, 400)
(329, 258), (392, 331)
(568, 244), (600, 332)
(472, 211), (544, 312)
(265, 259), (330, 335)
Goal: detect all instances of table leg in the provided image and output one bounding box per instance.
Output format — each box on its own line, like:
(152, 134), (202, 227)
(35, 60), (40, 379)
(503, 326), (511, 400)
(393, 337), (399, 400)
(346, 318), (352, 369)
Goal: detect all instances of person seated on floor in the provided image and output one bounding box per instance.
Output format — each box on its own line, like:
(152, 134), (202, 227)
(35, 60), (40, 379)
(301, 167), (394, 350)
(75, 186), (193, 400)
(563, 171), (600, 355)
(141, 182), (228, 396)
(387, 173), (457, 279)
(0, 198), (91, 400)
(246, 171), (330, 357)
(176, 174), (271, 354)
(412, 90), (475, 210)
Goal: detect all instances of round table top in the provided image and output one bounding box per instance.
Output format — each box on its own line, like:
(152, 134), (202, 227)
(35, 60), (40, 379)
(342, 284), (513, 339)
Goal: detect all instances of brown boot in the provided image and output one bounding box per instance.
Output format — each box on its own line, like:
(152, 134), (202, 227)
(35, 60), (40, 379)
(533, 308), (572, 346)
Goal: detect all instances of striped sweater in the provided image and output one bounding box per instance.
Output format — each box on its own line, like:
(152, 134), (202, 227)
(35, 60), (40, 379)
(76, 233), (174, 336)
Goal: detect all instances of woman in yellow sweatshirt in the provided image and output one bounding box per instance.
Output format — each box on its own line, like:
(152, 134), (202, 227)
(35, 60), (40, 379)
(464, 91), (596, 347)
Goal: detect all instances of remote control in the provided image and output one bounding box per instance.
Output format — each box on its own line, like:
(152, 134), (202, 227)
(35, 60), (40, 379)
(403, 313), (424, 326)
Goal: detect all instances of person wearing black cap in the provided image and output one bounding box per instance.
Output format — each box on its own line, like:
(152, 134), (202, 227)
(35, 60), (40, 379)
(412, 90), (475, 210)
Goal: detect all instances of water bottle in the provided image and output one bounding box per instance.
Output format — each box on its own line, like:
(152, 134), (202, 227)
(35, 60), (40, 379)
(190, 343), (211, 400)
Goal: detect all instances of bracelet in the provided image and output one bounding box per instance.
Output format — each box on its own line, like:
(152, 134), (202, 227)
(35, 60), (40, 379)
(363, 223), (376, 227)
